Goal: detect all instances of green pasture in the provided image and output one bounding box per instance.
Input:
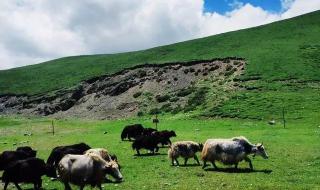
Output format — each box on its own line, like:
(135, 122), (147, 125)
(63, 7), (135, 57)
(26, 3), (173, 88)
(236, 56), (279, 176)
(0, 116), (319, 190)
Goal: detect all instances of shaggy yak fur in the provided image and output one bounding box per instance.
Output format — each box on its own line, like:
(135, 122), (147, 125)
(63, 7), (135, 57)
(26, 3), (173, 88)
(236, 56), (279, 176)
(201, 136), (268, 170)
(46, 142), (91, 171)
(2, 157), (56, 190)
(0, 146), (37, 171)
(152, 130), (177, 146)
(132, 135), (160, 155)
(168, 141), (203, 166)
(121, 124), (144, 141)
(58, 152), (123, 190)
(142, 128), (157, 136)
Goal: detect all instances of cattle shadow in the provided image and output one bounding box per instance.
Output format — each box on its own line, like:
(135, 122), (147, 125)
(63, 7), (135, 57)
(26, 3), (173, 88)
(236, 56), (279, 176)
(204, 167), (272, 174)
(104, 178), (123, 184)
(133, 153), (167, 157)
(174, 164), (202, 168)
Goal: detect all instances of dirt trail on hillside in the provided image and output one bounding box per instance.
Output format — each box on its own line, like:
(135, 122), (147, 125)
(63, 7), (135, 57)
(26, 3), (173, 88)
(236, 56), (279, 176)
(0, 58), (245, 119)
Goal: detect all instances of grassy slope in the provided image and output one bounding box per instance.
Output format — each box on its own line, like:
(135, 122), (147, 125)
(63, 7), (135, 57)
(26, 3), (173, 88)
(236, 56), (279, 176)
(0, 116), (319, 190)
(0, 11), (319, 95)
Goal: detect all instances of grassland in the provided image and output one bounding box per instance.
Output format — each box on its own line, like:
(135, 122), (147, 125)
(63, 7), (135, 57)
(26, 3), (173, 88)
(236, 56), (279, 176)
(0, 115), (319, 190)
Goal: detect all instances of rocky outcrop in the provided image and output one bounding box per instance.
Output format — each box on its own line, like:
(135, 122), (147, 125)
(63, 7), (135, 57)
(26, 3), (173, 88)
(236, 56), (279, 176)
(0, 58), (245, 119)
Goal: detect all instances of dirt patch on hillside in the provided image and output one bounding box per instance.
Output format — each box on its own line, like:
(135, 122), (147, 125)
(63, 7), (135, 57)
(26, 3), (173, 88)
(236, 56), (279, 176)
(0, 58), (245, 119)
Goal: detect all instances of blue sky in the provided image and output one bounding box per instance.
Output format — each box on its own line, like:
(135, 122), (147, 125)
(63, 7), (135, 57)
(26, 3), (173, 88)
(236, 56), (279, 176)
(204, 0), (283, 14)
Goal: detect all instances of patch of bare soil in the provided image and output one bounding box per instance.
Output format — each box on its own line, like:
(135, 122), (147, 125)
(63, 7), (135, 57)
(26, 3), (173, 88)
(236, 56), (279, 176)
(0, 58), (245, 119)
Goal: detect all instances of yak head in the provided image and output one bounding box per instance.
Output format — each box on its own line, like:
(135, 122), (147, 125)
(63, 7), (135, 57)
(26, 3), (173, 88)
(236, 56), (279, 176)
(253, 143), (268, 159)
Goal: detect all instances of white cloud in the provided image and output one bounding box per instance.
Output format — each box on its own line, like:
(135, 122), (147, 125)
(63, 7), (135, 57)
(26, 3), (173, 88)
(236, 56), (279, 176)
(281, 0), (320, 19)
(281, 0), (295, 10)
(0, 0), (319, 70)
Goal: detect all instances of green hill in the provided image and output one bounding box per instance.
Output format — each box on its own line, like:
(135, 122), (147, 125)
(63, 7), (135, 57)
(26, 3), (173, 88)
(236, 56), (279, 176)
(0, 11), (319, 120)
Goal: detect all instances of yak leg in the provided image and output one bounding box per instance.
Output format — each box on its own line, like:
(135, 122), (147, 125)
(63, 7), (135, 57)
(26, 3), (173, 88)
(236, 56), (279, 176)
(136, 149), (140, 155)
(184, 158), (188, 166)
(36, 178), (42, 189)
(211, 161), (218, 169)
(14, 182), (22, 190)
(194, 155), (200, 165)
(3, 182), (9, 190)
(98, 184), (103, 190)
(64, 182), (72, 190)
(202, 160), (207, 169)
(234, 163), (238, 169)
(171, 158), (175, 166)
(175, 158), (180, 166)
(244, 157), (253, 170)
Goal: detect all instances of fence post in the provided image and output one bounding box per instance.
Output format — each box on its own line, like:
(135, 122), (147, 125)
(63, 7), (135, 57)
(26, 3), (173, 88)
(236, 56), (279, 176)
(51, 120), (55, 135)
(282, 107), (286, 128)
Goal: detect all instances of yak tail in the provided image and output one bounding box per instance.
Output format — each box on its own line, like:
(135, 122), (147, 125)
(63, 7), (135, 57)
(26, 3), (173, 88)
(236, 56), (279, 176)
(200, 143), (208, 161)
(168, 144), (176, 160)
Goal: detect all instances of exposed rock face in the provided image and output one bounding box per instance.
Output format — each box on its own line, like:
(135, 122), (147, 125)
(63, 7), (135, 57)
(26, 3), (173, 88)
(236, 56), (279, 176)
(0, 58), (245, 119)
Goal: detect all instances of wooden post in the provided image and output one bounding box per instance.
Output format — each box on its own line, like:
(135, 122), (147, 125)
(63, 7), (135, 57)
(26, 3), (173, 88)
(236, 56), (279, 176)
(282, 107), (286, 128)
(51, 120), (55, 135)
(153, 114), (159, 130)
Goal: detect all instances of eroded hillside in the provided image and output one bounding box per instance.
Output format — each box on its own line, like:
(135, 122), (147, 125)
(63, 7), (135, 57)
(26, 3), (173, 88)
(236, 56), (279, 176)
(0, 58), (245, 119)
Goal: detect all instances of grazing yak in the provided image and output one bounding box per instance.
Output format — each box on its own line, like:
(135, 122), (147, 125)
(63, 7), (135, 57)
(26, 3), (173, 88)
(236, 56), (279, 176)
(168, 141), (203, 166)
(46, 142), (91, 169)
(1, 157), (56, 190)
(15, 146), (37, 157)
(132, 135), (160, 155)
(142, 128), (157, 136)
(201, 136), (268, 170)
(0, 146), (37, 170)
(85, 148), (121, 171)
(58, 152), (123, 190)
(152, 130), (177, 146)
(121, 124), (144, 141)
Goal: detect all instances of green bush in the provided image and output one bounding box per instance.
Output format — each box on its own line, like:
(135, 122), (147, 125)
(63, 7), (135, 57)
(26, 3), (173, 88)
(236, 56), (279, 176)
(155, 94), (170, 102)
(137, 111), (144, 117)
(133, 92), (142, 98)
(177, 87), (194, 97)
(149, 108), (161, 115)
(161, 103), (172, 112)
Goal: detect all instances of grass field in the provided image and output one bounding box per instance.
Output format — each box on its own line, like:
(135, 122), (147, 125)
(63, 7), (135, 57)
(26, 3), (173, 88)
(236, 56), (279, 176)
(1, 115), (319, 190)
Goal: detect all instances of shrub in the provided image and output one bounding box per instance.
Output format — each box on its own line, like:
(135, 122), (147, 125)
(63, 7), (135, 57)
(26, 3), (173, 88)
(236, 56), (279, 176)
(133, 92), (142, 98)
(149, 108), (161, 115)
(161, 103), (172, 112)
(155, 94), (170, 102)
(137, 111), (144, 117)
(177, 87), (194, 97)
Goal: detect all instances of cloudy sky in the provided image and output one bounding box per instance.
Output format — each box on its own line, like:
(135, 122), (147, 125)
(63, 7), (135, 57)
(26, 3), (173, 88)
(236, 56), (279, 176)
(0, 0), (319, 70)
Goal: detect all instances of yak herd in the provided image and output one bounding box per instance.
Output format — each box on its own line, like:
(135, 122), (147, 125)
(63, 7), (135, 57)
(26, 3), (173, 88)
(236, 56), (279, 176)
(0, 123), (268, 190)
